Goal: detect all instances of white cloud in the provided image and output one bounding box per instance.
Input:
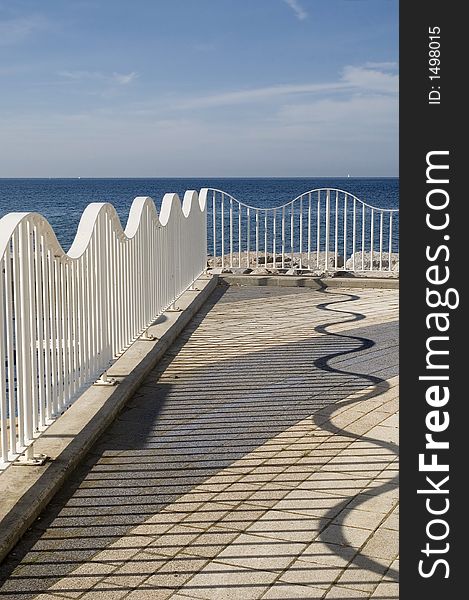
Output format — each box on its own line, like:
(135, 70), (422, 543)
(112, 72), (138, 85)
(0, 15), (48, 45)
(283, 0), (308, 21)
(176, 81), (349, 109)
(174, 64), (397, 110)
(342, 65), (398, 93)
(59, 70), (138, 85)
(364, 61), (398, 70)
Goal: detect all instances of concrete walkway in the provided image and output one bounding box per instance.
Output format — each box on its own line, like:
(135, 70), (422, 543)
(0, 283), (399, 600)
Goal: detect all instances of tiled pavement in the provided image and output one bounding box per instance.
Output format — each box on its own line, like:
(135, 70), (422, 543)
(0, 284), (399, 600)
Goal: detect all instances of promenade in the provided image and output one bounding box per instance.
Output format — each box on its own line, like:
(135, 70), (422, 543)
(0, 282), (398, 600)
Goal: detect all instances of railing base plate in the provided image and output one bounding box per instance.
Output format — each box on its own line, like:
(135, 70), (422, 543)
(13, 453), (48, 467)
(94, 376), (118, 387)
(140, 332), (156, 341)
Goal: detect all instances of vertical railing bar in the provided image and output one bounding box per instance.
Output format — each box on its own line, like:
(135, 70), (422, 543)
(88, 234), (96, 381)
(221, 193), (225, 269)
(299, 197), (303, 269)
(361, 204), (365, 271)
(290, 202), (294, 264)
(370, 208), (374, 271)
(334, 190), (338, 270)
(264, 211), (268, 270)
(343, 194), (348, 270)
(255, 209), (259, 267)
(325, 190), (330, 271)
(316, 191), (321, 268)
(34, 226), (45, 429)
(81, 248), (90, 385)
(212, 191), (217, 265)
(229, 197), (233, 268)
(0, 258), (7, 463)
(41, 237), (52, 422)
(48, 250), (58, 418)
(5, 243), (16, 455)
(307, 192), (311, 267)
(281, 206), (285, 269)
(19, 223), (33, 449)
(75, 250), (84, 390)
(59, 260), (68, 409)
(352, 199), (356, 272)
(64, 262), (72, 404)
(238, 202), (242, 267)
(379, 211), (384, 271)
(247, 207), (250, 268)
(29, 225), (40, 434)
(388, 212), (393, 271)
(12, 230), (24, 451)
(273, 209), (276, 269)
(26, 222), (38, 441)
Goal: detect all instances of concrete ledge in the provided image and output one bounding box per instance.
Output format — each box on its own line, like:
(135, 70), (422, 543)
(219, 274), (399, 289)
(0, 275), (217, 563)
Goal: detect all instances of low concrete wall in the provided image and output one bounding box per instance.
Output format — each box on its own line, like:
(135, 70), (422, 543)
(219, 274), (399, 290)
(0, 275), (218, 563)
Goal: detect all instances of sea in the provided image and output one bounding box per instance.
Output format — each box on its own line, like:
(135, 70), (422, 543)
(0, 178), (398, 251)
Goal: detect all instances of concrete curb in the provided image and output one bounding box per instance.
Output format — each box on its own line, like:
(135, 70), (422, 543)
(0, 275), (218, 564)
(219, 274), (399, 289)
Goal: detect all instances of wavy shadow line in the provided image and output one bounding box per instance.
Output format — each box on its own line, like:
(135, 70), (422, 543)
(312, 291), (398, 581)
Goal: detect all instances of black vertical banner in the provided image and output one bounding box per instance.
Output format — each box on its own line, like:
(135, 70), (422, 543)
(400, 2), (464, 597)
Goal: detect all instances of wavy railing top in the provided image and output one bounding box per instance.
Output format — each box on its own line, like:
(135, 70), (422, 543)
(201, 187), (399, 213)
(0, 189), (209, 263)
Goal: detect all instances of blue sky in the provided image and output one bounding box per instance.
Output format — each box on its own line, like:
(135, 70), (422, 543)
(0, 0), (398, 177)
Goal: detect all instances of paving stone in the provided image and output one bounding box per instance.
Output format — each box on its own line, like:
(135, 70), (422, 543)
(142, 555), (209, 592)
(300, 541), (358, 568)
(179, 560), (277, 599)
(279, 558), (342, 588)
(370, 581), (399, 598)
(361, 528), (399, 561)
(246, 510), (323, 543)
(181, 527), (240, 559)
(215, 533), (306, 571)
(146, 526), (203, 558)
(320, 524), (372, 549)
(336, 554), (389, 593)
(324, 585), (370, 598)
(332, 509), (386, 531)
(262, 582), (328, 599)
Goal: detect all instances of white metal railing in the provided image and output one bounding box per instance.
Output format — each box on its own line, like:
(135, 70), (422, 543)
(0, 190), (207, 468)
(204, 188), (399, 272)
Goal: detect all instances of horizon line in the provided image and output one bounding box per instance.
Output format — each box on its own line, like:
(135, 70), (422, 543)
(0, 175), (399, 180)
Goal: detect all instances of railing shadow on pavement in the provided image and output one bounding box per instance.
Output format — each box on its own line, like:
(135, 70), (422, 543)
(313, 291), (398, 582)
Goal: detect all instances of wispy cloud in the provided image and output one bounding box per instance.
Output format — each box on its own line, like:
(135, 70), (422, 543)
(59, 70), (138, 85)
(0, 15), (48, 45)
(283, 0), (308, 21)
(364, 61), (398, 70)
(175, 64), (398, 110)
(112, 72), (138, 85)
(342, 65), (398, 93)
(176, 82), (348, 110)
